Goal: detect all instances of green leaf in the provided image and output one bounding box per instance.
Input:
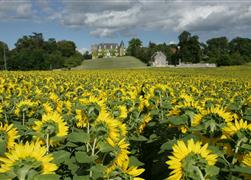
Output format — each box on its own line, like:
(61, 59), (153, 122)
(241, 144), (251, 150)
(98, 142), (114, 153)
(65, 158), (78, 172)
(52, 150), (71, 164)
(130, 135), (148, 141)
(129, 156), (144, 166)
(90, 164), (106, 179)
(147, 134), (158, 143)
(159, 139), (176, 153)
(0, 141), (7, 155)
(205, 166), (219, 176)
(168, 116), (187, 126)
(73, 175), (89, 180)
(147, 122), (156, 127)
(243, 115), (251, 122)
(0, 174), (10, 180)
(68, 132), (90, 143)
(232, 166), (251, 174)
(75, 151), (97, 163)
(34, 174), (60, 180)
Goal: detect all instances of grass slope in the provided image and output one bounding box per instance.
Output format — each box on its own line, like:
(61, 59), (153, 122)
(73, 56), (147, 70)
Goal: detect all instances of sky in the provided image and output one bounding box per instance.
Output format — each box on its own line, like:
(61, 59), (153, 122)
(0, 0), (251, 53)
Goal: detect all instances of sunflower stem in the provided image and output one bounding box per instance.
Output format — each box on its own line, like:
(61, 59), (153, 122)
(195, 166), (205, 180)
(4, 112), (7, 122)
(87, 122), (90, 152)
(231, 138), (244, 165)
(90, 138), (97, 178)
(22, 111), (25, 126)
(46, 133), (50, 154)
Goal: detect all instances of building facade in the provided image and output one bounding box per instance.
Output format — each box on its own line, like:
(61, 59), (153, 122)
(91, 41), (126, 59)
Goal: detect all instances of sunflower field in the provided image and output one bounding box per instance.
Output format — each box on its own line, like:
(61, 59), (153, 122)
(0, 68), (251, 180)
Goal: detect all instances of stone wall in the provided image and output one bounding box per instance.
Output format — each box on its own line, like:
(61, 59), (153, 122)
(176, 63), (216, 68)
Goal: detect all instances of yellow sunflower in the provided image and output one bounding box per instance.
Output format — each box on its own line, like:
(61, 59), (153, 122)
(118, 105), (128, 119)
(42, 102), (53, 114)
(14, 99), (37, 118)
(121, 158), (145, 180)
(0, 141), (57, 178)
(222, 119), (251, 138)
(192, 106), (234, 127)
(95, 111), (120, 146)
(0, 123), (19, 150)
(242, 152), (251, 167)
(75, 109), (88, 128)
(138, 113), (152, 133)
(107, 138), (130, 174)
(33, 112), (68, 146)
(166, 139), (218, 180)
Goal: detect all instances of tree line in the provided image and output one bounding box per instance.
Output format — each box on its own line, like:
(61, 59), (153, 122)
(0, 33), (91, 70)
(1, 31), (251, 70)
(126, 31), (251, 66)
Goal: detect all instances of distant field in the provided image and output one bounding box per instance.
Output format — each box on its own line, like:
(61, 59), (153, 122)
(72, 56), (148, 70)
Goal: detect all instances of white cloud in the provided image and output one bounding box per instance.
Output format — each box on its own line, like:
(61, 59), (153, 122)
(77, 47), (89, 54)
(1, 0), (251, 38)
(0, 0), (33, 19)
(54, 0), (251, 37)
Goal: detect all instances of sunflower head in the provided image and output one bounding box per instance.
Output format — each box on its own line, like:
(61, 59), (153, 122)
(223, 119), (251, 138)
(0, 141), (57, 179)
(192, 107), (235, 138)
(75, 109), (88, 128)
(166, 139), (218, 180)
(15, 100), (37, 117)
(33, 112), (68, 146)
(0, 123), (19, 151)
(95, 111), (120, 145)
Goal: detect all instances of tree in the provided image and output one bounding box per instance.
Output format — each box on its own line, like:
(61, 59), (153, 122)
(0, 41), (8, 70)
(57, 40), (76, 57)
(83, 51), (92, 60)
(127, 38), (142, 56)
(178, 31), (202, 63)
(229, 37), (251, 62)
(206, 37), (229, 60)
(63, 52), (83, 69)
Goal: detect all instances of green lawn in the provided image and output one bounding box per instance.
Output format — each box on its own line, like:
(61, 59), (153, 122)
(72, 56), (148, 70)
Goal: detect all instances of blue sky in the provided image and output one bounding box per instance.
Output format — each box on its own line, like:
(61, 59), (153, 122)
(1, 0), (251, 53)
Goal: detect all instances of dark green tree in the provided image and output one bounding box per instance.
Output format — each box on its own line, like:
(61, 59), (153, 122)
(57, 40), (76, 57)
(178, 31), (202, 63)
(83, 51), (92, 60)
(229, 37), (251, 62)
(127, 38), (142, 56)
(0, 41), (8, 70)
(206, 37), (229, 64)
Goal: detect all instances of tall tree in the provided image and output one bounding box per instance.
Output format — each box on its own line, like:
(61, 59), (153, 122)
(178, 31), (202, 63)
(206, 37), (229, 64)
(57, 40), (76, 57)
(229, 37), (251, 61)
(127, 38), (142, 56)
(0, 41), (8, 70)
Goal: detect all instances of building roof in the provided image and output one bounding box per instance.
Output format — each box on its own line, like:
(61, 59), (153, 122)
(96, 43), (119, 50)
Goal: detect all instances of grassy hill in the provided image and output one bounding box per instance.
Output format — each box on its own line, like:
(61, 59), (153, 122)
(72, 56), (147, 70)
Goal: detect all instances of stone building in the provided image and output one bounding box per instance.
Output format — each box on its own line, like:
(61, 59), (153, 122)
(151, 51), (168, 67)
(91, 41), (126, 59)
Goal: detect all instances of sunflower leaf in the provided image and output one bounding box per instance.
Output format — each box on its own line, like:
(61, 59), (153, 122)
(75, 151), (97, 163)
(68, 132), (90, 143)
(129, 156), (144, 166)
(52, 150), (71, 164)
(34, 174), (60, 180)
(231, 166), (251, 174)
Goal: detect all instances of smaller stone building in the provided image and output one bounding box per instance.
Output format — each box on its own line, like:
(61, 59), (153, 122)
(151, 51), (168, 67)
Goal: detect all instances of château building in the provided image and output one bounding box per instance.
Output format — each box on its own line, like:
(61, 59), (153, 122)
(91, 41), (126, 59)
